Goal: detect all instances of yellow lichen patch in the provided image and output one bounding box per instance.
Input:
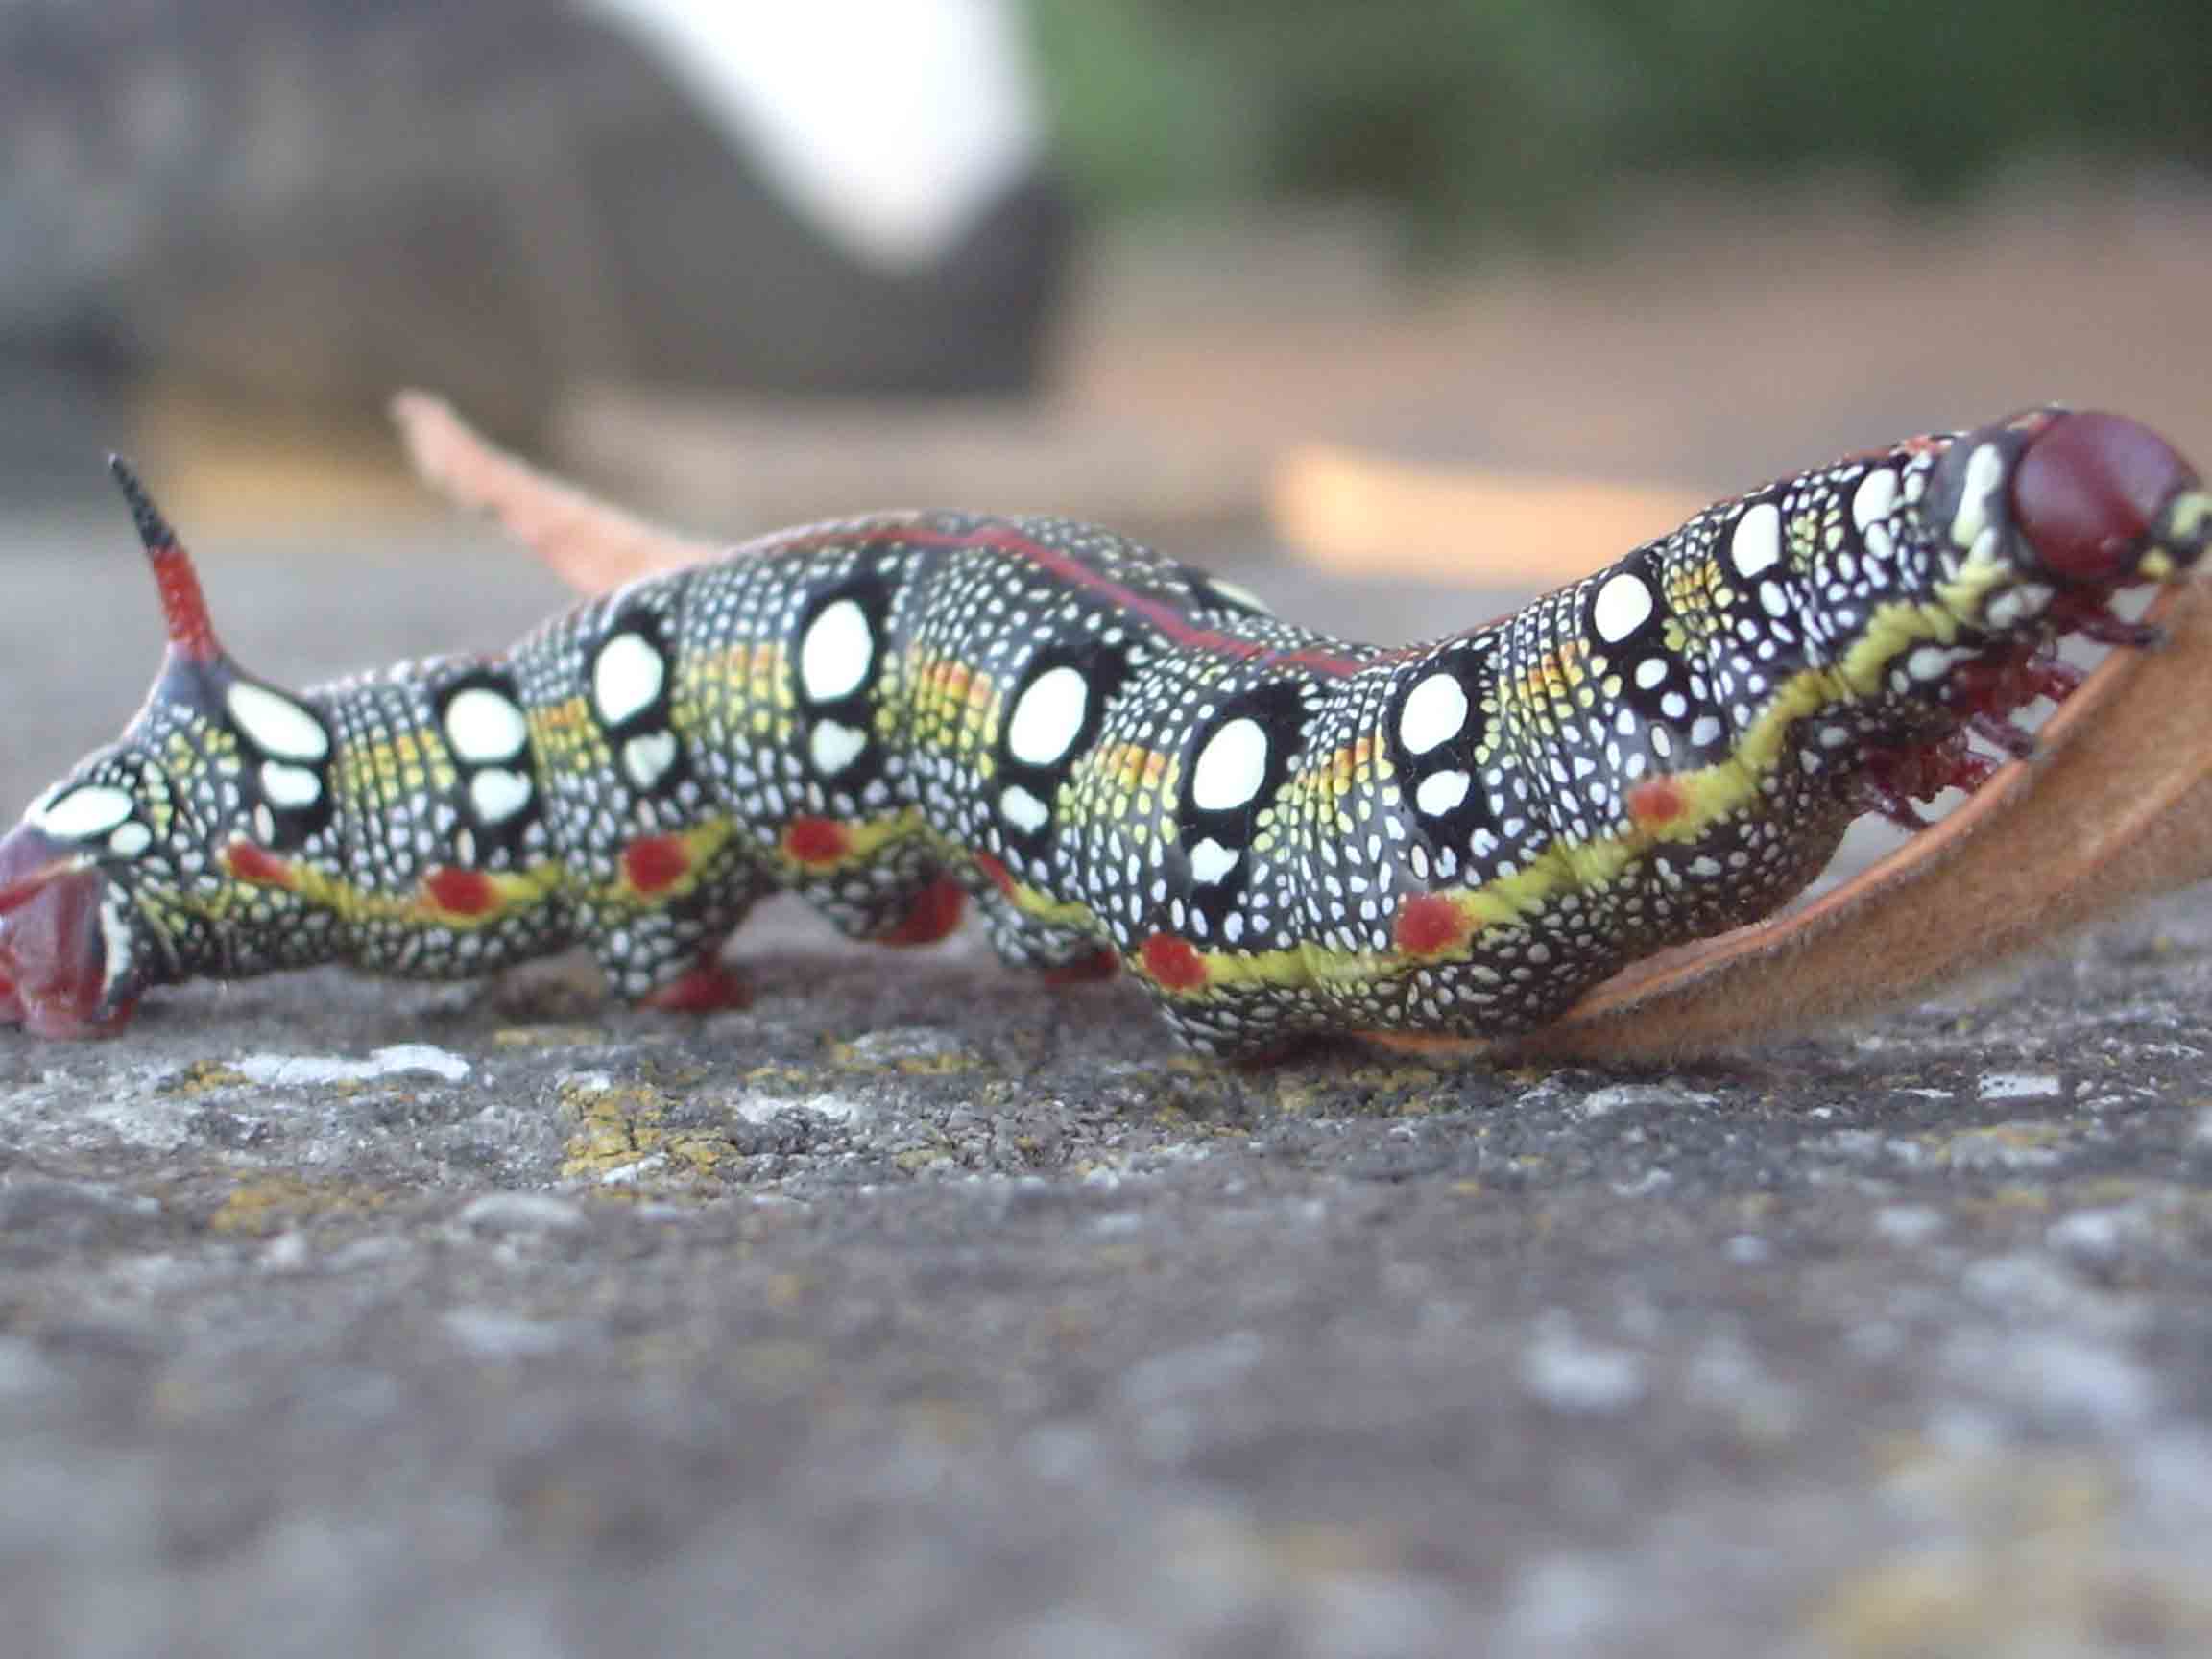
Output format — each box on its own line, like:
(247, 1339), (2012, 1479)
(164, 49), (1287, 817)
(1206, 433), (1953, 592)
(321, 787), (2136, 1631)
(161, 1059), (251, 1094)
(492, 1024), (612, 1048)
(829, 1039), (976, 1077)
(208, 1175), (391, 1236)
(557, 1078), (732, 1184)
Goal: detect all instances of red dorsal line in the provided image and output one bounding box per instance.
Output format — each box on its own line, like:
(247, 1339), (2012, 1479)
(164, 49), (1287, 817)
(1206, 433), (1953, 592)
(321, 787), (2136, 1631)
(109, 457), (222, 663)
(760, 522), (1370, 679)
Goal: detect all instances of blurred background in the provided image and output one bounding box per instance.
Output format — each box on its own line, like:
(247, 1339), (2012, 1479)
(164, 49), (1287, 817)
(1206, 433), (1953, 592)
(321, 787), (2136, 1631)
(5, 0), (2212, 651)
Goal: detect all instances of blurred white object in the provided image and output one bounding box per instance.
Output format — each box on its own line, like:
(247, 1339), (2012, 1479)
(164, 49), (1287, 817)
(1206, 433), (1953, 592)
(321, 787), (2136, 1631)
(575, 0), (1046, 270)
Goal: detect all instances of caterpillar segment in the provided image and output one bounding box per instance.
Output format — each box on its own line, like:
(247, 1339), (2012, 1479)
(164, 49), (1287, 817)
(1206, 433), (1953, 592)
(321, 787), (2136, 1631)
(0, 410), (2205, 1053)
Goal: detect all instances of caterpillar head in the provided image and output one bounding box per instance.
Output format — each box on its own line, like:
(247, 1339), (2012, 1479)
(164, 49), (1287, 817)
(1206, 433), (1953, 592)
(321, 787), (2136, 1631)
(1924, 408), (2210, 615)
(0, 463), (314, 1038)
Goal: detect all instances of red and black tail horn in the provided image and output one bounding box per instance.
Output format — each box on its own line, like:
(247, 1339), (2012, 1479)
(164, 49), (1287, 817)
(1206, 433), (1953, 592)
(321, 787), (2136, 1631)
(108, 456), (225, 666)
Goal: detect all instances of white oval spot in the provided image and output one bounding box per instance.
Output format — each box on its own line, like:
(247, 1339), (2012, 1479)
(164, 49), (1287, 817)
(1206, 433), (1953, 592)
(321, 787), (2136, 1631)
(1591, 571), (1654, 644)
(1189, 837), (1240, 885)
(1907, 644), (1953, 682)
(1398, 671), (1468, 757)
(259, 761), (322, 809)
(227, 682), (329, 761)
(469, 768), (534, 824)
(1190, 718), (1270, 813)
(808, 720), (869, 776)
(1759, 580), (1790, 619)
(799, 598), (875, 705)
(622, 732), (680, 790)
(1633, 658), (1668, 690)
(1851, 468), (1899, 532)
(1007, 665), (1090, 766)
(1730, 502), (1782, 579)
(108, 821), (153, 858)
(1950, 443), (2006, 549)
(999, 783), (1050, 833)
(36, 784), (134, 840)
(592, 633), (667, 727)
(1204, 576), (1273, 615)
(444, 687), (530, 762)
(1415, 769), (1472, 817)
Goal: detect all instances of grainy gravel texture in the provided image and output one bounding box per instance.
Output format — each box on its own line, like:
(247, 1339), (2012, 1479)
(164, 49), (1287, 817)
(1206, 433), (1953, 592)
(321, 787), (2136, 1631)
(5, 518), (2212, 1658)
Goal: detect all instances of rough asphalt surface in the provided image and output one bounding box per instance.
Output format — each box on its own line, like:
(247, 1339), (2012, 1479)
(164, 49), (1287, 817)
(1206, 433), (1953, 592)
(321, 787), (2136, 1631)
(5, 514), (2212, 1657)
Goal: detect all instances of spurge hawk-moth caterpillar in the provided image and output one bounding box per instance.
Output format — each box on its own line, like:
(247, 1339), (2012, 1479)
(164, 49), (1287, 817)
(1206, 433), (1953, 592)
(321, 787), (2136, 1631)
(1, 407), (2205, 1056)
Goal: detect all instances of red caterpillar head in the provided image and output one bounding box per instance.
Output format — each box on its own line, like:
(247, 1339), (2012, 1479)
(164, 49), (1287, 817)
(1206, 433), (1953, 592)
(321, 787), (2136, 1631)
(0, 463), (249, 1037)
(2010, 410), (2204, 584)
(1924, 408), (2209, 593)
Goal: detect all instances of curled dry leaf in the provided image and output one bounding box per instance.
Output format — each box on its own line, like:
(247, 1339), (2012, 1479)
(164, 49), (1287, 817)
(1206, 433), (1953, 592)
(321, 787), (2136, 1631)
(391, 391), (720, 589)
(392, 392), (2212, 1061)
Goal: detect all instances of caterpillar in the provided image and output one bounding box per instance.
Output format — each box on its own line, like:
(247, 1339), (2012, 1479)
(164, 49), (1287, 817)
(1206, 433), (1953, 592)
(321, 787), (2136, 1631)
(0, 407), (2205, 1055)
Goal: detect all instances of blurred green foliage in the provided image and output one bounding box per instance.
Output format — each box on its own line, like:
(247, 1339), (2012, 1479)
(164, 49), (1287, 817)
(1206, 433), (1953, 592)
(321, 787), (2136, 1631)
(1028, 0), (2212, 252)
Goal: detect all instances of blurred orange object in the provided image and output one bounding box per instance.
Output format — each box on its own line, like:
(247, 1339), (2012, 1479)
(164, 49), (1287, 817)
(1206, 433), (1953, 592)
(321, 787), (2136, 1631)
(1272, 443), (1712, 586)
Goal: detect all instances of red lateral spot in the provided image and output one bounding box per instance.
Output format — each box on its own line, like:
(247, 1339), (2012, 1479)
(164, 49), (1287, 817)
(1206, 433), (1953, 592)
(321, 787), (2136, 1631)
(641, 956), (752, 1013)
(877, 876), (967, 946)
(1393, 893), (1469, 957)
(424, 865), (497, 916)
(623, 834), (690, 894)
(222, 841), (296, 889)
(1140, 932), (1208, 990)
(974, 851), (1017, 899)
(782, 816), (850, 867)
(1042, 947), (1119, 986)
(1626, 777), (1689, 830)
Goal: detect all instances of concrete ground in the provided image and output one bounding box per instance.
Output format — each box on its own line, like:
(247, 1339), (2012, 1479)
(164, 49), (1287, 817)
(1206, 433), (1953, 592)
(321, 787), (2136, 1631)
(3, 514), (2211, 1657)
